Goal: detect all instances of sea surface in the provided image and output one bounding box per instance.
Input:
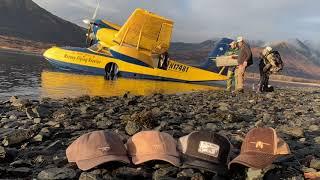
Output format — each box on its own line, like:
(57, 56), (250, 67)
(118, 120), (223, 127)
(0, 51), (222, 100)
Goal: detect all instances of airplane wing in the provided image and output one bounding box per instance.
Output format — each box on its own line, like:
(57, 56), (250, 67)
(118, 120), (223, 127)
(113, 9), (174, 54)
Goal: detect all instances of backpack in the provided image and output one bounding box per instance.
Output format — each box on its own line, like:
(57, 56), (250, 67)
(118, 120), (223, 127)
(264, 51), (283, 72)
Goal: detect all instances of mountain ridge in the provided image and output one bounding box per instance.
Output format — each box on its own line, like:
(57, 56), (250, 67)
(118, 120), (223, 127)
(0, 0), (85, 46)
(169, 39), (320, 79)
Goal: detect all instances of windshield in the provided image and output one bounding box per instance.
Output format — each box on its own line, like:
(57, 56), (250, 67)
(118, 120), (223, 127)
(88, 43), (109, 54)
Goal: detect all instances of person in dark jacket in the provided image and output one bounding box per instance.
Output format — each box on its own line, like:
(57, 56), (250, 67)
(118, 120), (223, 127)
(258, 46), (283, 92)
(234, 37), (253, 92)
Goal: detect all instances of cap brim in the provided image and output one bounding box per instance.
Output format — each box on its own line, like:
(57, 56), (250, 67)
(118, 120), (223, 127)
(76, 155), (130, 171)
(132, 154), (180, 167)
(228, 152), (277, 169)
(181, 158), (227, 175)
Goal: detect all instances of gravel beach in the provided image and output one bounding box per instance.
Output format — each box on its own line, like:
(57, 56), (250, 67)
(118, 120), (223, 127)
(0, 88), (319, 179)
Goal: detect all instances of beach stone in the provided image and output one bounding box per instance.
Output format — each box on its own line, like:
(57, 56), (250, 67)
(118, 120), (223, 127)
(314, 137), (320, 144)
(0, 146), (6, 159)
(10, 159), (33, 167)
(34, 118), (41, 124)
(79, 171), (103, 180)
(2, 129), (35, 146)
(8, 115), (18, 120)
(34, 155), (45, 164)
(96, 119), (113, 129)
(281, 126), (304, 138)
(10, 96), (30, 108)
(177, 168), (194, 178)
(246, 169), (262, 180)
(6, 167), (32, 177)
(206, 123), (218, 131)
(52, 108), (70, 120)
(303, 167), (317, 173)
(26, 107), (38, 119)
(309, 125), (319, 132)
(33, 134), (43, 142)
(153, 166), (179, 180)
(37, 168), (76, 180)
(79, 169), (114, 180)
(33, 105), (51, 118)
(191, 173), (205, 180)
(218, 102), (230, 111)
(310, 159), (320, 170)
(112, 167), (151, 179)
(125, 121), (141, 135)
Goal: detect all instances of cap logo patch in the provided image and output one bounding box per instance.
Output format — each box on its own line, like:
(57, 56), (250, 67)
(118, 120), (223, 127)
(198, 141), (220, 157)
(250, 141), (271, 149)
(98, 146), (110, 152)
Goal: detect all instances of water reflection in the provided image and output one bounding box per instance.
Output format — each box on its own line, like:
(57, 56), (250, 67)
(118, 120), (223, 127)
(0, 52), (47, 99)
(41, 71), (222, 99)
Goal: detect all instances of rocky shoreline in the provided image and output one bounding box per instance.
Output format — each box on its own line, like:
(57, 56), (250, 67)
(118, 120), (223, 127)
(0, 88), (319, 179)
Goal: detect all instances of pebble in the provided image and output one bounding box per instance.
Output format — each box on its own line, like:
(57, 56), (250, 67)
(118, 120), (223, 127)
(125, 121), (141, 135)
(0, 146), (6, 159)
(280, 126), (305, 138)
(314, 136), (320, 145)
(310, 159), (320, 170)
(37, 168), (77, 180)
(309, 125), (319, 132)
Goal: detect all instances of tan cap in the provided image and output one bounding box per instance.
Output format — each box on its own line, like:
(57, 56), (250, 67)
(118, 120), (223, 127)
(126, 131), (180, 166)
(228, 127), (290, 169)
(66, 131), (130, 171)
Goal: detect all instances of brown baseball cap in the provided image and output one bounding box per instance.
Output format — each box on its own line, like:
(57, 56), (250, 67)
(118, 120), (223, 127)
(126, 131), (180, 166)
(178, 131), (232, 175)
(66, 130), (130, 171)
(228, 127), (290, 169)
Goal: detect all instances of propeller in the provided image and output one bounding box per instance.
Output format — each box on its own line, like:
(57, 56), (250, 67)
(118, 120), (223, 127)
(84, 0), (101, 47)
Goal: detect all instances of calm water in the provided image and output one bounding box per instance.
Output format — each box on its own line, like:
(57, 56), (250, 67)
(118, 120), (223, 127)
(0, 51), (222, 100)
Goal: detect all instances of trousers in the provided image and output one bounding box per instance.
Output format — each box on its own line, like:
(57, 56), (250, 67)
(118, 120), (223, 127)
(235, 65), (246, 90)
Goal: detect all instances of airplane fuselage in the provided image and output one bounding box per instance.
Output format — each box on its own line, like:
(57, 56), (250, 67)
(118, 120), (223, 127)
(43, 46), (228, 82)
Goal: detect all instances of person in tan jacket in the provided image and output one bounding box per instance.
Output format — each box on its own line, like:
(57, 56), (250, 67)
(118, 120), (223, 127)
(235, 37), (253, 93)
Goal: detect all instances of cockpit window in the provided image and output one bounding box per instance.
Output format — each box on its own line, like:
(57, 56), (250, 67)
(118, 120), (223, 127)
(88, 43), (109, 54)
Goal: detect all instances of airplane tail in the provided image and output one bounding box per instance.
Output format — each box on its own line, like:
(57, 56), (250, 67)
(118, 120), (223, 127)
(200, 38), (234, 72)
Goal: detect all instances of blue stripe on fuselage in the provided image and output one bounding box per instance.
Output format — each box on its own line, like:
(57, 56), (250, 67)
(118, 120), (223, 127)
(109, 49), (151, 68)
(60, 47), (152, 68)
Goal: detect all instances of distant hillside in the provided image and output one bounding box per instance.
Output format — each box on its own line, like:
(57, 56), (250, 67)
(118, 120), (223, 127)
(0, 0), (85, 46)
(169, 39), (320, 80)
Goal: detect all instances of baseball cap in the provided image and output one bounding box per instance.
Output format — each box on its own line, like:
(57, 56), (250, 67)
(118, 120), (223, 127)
(237, 36), (244, 42)
(178, 131), (232, 175)
(66, 130), (130, 171)
(126, 131), (180, 166)
(228, 127), (290, 169)
(265, 46), (273, 52)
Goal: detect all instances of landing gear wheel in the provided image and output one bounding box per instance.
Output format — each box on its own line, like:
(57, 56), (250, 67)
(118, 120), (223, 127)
(105, 63), (119, 80)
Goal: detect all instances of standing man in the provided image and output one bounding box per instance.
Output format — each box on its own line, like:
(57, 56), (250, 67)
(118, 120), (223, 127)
(225, 41), (239, 91)
(258, 46), (283, 92)
(235, 37), (253, 93)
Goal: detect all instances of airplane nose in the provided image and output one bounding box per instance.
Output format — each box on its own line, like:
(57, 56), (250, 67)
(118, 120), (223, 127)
(43, 47), (57, 59)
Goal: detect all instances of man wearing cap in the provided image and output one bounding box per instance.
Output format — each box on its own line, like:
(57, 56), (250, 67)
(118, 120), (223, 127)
(235, 37), (253, 93)
(225, 41), (239, 91)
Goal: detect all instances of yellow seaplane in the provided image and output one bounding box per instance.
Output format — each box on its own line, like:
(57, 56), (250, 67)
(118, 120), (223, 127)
(43, 8), (229, 82)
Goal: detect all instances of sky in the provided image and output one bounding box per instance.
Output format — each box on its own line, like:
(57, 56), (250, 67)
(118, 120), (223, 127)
(33, 0), (320, 43)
